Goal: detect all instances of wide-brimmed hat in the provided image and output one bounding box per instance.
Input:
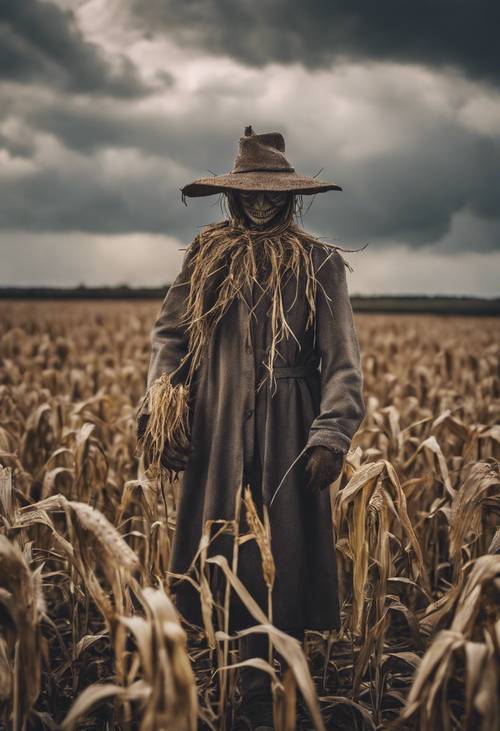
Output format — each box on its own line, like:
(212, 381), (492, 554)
(181, 126), (342, 197)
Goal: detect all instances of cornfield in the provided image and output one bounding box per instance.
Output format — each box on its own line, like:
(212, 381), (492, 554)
(0, 300), (499, 730)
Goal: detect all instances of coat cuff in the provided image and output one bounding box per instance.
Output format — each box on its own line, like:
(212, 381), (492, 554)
(304, 428), (351, 456)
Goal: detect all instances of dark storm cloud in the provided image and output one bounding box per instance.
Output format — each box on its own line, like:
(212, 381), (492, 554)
(131, 0), (500, 88)
(27, 98), (232, 171)
(305, 146), (500, 253)
(291, 129), (500, 251)
(0, 150), (197, 238)
(0, 0), (150, 96)
(1, 0), (499, 281)
(0, 128), (35, 158)
(2, 89), (499, 253)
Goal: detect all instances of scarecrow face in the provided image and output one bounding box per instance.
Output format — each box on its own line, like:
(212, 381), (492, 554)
(238, 190), (289, 227)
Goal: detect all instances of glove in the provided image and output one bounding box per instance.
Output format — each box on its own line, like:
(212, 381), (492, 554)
(305, 445), (344, 495)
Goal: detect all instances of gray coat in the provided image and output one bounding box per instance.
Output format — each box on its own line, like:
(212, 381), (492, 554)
(140, 233), (365, 632)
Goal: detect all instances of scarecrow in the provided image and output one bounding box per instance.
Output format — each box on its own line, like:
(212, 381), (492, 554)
(137, 127), (365, 729)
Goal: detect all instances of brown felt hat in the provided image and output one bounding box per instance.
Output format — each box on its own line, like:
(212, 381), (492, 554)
(181, 126), (342, 197)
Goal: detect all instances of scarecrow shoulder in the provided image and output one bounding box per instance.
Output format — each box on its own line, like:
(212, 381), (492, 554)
(181, 233), (204, 268)
(183, 220), (231, 264)
(293, 226), (349, 277)
(310, 242), (350, 284)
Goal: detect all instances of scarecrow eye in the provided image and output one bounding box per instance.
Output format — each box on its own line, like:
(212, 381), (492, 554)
(266, 192), (288, 206)
(239, 191), (257, 203)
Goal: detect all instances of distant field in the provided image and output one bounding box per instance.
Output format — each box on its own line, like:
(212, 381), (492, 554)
(0, 301), (499, 730)
(1, 287), (499, 316)
(352, 295), (500, 315)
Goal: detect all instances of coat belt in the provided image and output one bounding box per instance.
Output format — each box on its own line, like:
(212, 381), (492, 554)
(270, 360), (320, 379)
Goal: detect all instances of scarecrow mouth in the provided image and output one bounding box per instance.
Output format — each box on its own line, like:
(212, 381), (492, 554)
(246, 207), (277, 219)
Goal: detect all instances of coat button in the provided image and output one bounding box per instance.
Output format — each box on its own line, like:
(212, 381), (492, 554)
(245, 408), (253, 419)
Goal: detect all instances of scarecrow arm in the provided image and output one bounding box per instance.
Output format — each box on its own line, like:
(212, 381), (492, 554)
(147, 275), (190, 389)
(137, 254), (191, 419)
(304, 247), (365, 457)
(136, 244), (196, 473)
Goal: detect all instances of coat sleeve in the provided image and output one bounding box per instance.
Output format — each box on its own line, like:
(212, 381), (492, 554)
(304, 247), (365, 455)
(136, 243), (195, 422)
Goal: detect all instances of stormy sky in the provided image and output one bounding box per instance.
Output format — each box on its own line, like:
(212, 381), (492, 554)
(1, 0), (499, 295)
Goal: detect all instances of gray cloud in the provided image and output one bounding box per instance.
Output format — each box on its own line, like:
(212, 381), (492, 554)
(2, 231), (500, 297)
(0, 231), (186, 287)
(1, 1), (499, 294)
(26, 98), (231, 172)
(130, 0), (500, 88)
(0, 0), (151, 96)
(302, 130), (500, 252)
(0, 146), (195, 237)
(2, 75), (499, 254)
